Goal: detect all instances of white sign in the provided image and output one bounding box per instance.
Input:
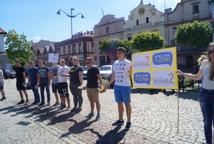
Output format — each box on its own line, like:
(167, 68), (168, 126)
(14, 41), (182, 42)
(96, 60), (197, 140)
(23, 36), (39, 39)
(48, 53), (59, 63)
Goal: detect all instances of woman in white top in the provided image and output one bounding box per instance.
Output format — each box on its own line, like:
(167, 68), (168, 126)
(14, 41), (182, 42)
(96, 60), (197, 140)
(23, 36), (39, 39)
(178, 43), (214, 144)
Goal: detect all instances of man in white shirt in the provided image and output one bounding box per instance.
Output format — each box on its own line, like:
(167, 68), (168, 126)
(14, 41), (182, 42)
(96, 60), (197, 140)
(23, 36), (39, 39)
(57, 59), (70, 110)
(0, 69), (6, 101)
(109, 47), (132, 129)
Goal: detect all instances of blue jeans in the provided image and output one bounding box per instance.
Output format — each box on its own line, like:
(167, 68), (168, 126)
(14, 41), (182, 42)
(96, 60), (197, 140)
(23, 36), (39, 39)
(199, 88), (214, 144)
(40, 83), (50, 104)
(32, 84), (40, 103)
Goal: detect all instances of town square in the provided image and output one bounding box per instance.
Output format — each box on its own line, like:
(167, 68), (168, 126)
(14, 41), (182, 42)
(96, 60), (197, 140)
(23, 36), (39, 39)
(0, 0), (214, 144)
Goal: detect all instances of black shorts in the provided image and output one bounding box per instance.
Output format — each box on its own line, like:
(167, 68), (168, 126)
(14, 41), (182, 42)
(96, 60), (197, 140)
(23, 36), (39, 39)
(0, 85), (3, 91)
(52, 83), (58, 93)
(16, 83), (26, 91)
(57, 82), (69, 97)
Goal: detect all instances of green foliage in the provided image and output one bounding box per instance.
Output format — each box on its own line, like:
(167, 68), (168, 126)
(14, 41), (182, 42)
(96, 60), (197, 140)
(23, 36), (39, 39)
(99, 39), (131, 53)
(5, 30), (32, 66)
(132, 32), (164, 51)
(175, 21), (213, 48)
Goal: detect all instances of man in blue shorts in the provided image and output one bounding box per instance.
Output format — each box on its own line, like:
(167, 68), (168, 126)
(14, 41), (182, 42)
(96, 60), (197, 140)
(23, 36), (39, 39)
(109, 47), (132, 129)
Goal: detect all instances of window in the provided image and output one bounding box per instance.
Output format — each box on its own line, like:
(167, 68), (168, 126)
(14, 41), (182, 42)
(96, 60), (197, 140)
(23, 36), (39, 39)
(136, 19), (139, 26)
(193, 4), (199, 14)
(146, 17), (149, 23)
(127, 36), (132, 41)
(106, 27), (109, 33)
(72, 44), (76, 54)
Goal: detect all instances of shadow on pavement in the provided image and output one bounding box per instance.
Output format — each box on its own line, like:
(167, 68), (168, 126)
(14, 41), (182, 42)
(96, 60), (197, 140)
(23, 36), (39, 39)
(60, 116), (98, 138)
(96, 125), (128, 144)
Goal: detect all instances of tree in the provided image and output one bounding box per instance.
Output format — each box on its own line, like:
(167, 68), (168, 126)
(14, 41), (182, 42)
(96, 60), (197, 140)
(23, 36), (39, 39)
(99, 39), (131, 54)
(132, 32), (164, 51)
(5, 30), (32, 65)
(175, 21), (213, 49)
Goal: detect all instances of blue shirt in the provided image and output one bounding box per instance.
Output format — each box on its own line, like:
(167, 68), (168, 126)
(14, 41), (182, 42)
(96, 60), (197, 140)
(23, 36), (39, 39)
(27, 67), (39, 85)
(38, 67), (50, 84)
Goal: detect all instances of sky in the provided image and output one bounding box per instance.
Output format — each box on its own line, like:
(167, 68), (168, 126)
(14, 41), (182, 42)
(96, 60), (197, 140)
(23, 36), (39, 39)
(0, 0), (181, 42)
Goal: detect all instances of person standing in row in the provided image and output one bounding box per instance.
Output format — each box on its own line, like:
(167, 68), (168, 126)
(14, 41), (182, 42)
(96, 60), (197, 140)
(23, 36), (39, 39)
(0, 68), (6, 101)
(14, 59), (29, 105)
(178, 43), (214, 144)
(38, 60), (51, 106)
(109, 47), (132, 129)
(85, 57), (102, 120)
(50, 63), (60, 107)
(27, 61), (40, 105)
(68, 56), (83, 112)
(58, 59), (70, 110)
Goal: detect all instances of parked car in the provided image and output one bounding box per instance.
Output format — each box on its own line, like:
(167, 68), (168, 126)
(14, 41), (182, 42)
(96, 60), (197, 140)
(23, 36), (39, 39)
(99, 65), (113, 80)
(3, 64), (16, 79)
(83, 65), (99, 80)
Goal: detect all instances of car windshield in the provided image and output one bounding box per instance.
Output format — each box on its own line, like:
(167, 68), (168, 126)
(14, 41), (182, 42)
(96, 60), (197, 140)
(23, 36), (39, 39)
(5, 64), (12, 70)
(100, 66), (111, 71)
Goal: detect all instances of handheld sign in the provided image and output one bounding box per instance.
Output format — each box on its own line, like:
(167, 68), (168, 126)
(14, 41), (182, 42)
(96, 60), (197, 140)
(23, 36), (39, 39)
(132, 47), (178, 90)
(48, 53), (59, 63)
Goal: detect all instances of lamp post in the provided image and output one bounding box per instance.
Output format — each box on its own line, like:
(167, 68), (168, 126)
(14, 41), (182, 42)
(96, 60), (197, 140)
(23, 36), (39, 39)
(57, 8), (84, 38)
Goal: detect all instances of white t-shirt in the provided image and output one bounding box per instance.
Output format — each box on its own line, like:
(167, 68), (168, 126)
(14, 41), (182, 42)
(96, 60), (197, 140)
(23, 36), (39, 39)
(200, 61), (214, 90)
(57, 65), (70, 83)
(113, 59), (131, 87)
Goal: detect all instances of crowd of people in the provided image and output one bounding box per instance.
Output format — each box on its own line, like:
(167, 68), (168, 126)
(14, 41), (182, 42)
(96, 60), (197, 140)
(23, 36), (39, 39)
(0, 47), (133, 129)
(1, 44), (214, 143)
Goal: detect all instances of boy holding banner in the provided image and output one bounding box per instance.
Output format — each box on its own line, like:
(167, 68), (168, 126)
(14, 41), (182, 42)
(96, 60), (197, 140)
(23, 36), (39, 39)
(109, 47), (132, 129)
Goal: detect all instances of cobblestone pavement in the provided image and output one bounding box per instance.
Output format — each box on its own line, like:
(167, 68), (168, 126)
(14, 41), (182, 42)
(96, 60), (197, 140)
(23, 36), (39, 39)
(0, 79), (206, 144)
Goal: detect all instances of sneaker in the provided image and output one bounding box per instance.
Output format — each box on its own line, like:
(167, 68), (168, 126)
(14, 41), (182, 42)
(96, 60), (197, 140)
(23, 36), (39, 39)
(125, 122), (131, 129)
(96, 113), (100, 120)
(112, 120), (124, 126)
(86, 112), (94, 118)
(39, 102), (45, 106)
(77, 108), (82, 112)
(0, 97), (6, 101)
(70, 107), (77, 112)
(47, 102), (50, 106)
(60, 104), (66, 110)
(17, 100), (24, 105)
(25, 100), (30, 105)
(66, 106), (71, 111)
(52, 102), (60, 107)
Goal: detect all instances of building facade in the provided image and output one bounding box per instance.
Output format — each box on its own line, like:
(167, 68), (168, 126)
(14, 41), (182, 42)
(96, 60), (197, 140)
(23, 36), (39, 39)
(32, 40), (55, 62)
(55, 31), (94, 65)
(94, 15), (125, 65)
(0, 28), (9, 68)
(124, 0), (165, 41)
(165, 0), (212, 71)
(0, 28), (7, 53)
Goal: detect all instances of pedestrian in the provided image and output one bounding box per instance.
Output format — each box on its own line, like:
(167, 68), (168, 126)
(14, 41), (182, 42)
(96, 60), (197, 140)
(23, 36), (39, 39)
(38, 60), (51, 106)
(85, 57), (102, 120)
(64, 56), (83, 112)
(0, 68), (6, 101)
(27, 61), (40, 105)
(108, 47), (132, 129)
(50, 63), (60, 107)
(57, 58), (70, 110)
(178, 43), (214, 144)
(14, 59), (29, 105)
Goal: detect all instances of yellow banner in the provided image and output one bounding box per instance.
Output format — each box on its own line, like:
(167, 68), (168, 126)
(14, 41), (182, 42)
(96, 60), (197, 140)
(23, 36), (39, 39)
(132, 47), (179, 90)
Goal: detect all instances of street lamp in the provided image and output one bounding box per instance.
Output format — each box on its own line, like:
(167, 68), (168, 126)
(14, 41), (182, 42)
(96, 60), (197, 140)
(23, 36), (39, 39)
(57, 8), (84, 37)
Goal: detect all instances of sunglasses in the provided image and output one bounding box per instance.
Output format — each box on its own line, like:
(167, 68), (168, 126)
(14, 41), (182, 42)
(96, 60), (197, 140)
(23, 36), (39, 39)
(85, 61), (90, 64)
(208, 50), (214, 54)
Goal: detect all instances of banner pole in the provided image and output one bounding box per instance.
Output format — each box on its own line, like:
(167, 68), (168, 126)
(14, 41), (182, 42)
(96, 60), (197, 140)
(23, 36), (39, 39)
(176, 90), (180, 134)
